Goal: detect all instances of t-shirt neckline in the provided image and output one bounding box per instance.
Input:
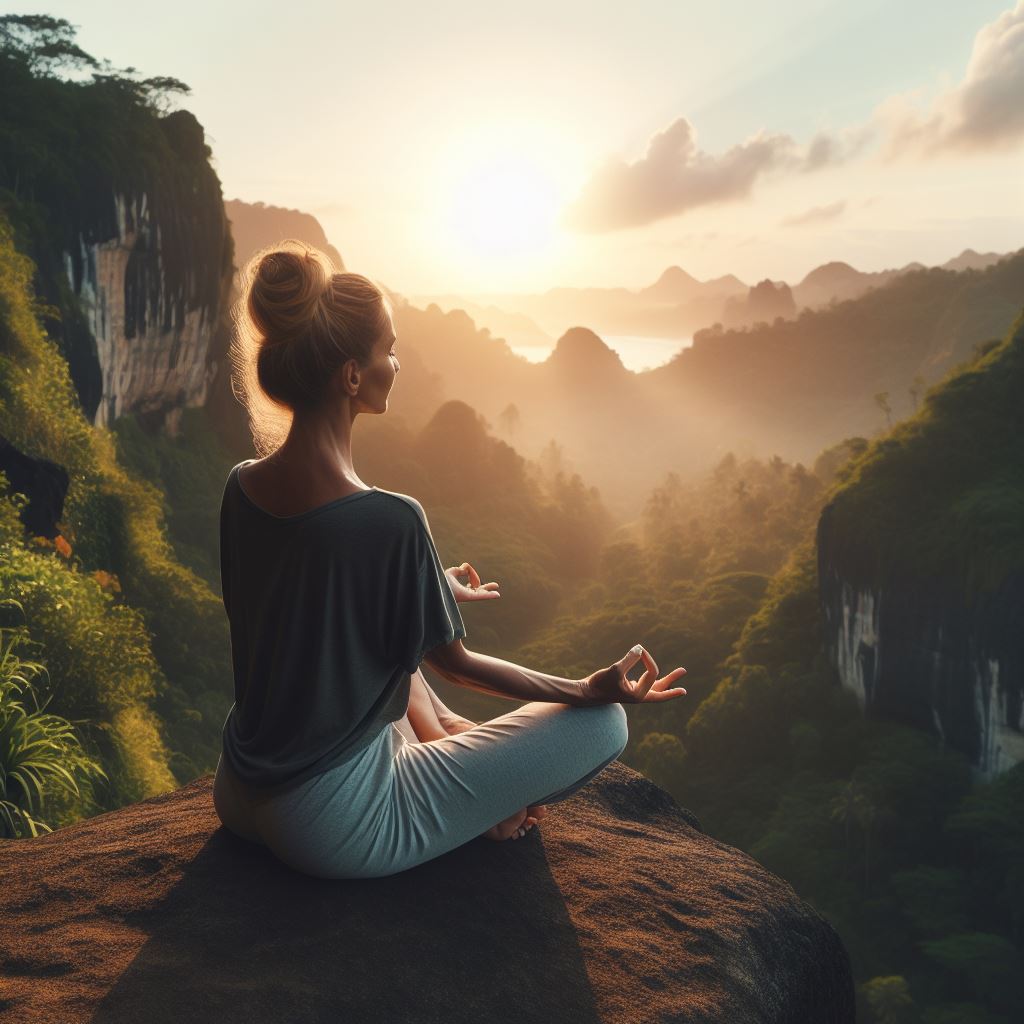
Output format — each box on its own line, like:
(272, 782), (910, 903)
(233, 461), (378, 522)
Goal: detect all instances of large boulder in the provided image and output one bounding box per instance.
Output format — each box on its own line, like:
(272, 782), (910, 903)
(0, 761), (854, 1023)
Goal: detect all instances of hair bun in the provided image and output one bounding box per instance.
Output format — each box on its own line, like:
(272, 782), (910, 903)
(248, 242), (329, 341)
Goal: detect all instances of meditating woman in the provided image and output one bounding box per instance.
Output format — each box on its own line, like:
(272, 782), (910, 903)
(212, 240), (688, 879)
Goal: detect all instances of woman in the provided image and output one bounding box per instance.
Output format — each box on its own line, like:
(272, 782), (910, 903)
(212, 240), (688, 879)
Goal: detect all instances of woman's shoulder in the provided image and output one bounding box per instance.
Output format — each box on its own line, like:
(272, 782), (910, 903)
(371, 488), (431, 531)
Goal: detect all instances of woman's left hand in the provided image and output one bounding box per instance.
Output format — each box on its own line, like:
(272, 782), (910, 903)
(445, 562), (501, 603)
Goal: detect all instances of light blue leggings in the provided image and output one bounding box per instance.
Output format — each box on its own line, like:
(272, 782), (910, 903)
(213, 700), (628, 879)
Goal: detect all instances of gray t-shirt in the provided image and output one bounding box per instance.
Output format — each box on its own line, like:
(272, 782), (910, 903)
(219, 460), (467, 796)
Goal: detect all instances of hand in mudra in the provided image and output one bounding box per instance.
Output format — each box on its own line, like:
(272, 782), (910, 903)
(445, 562), (501, 602)
(583, 645), (687, 704)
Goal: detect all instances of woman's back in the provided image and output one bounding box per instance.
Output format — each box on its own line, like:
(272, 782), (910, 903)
(219, 461), (467, 798)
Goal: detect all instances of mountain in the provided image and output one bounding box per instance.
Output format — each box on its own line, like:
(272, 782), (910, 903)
(640, 264), (703, 302)
(647, 249), (1024, 474)
(0, 45), (235, 434)
(722, 279), (797, 327)
(420, 247), (1014, 351)
(224, 198), (345, 275)
(544, 326), (629, 382)
(817, 306), (1024, 777)
(940, 247), (1008, 273)
(794, 260), (914, 310)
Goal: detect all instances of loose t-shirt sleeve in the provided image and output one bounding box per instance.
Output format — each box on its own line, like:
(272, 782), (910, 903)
(219, 468), (468, 797)
(384, 497), (468, 674)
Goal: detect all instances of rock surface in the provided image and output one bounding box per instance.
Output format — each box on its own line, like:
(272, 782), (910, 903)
(0, 761), (854, 1023)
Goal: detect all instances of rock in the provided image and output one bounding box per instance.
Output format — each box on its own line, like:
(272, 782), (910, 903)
(0, 436), (68, 539)
(0, 761), (854, 1023)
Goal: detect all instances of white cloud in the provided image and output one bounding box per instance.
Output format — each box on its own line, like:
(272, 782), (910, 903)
(560, 117), (865, 233)
(780, 200), (847, 228)
(873, 1), (1024, 159)
(562, 4), (1022, 233)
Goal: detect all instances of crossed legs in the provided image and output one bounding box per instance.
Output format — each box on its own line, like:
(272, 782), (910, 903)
(398, 670), (547, 840)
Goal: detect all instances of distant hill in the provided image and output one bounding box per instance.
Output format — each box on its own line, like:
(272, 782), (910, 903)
(722, 279), (797, 328)
(224, 199), (345, 276)
(417, 247), (1016, 349)
(940, 247), (1008, 273)
(792, 250), (1011, 310)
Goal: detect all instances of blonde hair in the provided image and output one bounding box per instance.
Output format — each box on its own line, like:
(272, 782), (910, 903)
(229, 238), (394, 456)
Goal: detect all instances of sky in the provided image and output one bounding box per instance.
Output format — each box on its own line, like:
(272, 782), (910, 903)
(13, 0), (1024, 297)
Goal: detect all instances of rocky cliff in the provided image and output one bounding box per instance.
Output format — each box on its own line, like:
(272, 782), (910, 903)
(0, 760), (854, 1023)
(818, 527), (1024, 778)
(817, 309), (1024, 779)
(0, 40), (235, 437)
(55, 112), (235, 433)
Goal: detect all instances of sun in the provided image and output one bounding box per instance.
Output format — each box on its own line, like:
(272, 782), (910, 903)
(445, 157), (560, 264)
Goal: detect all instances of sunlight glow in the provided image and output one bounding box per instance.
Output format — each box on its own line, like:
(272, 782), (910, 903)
(445, 157), (561, 264)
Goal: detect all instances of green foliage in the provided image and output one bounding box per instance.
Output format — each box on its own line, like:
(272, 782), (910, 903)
(890, 866), (970, 937)
(0, 211), (229, 812)
(820, 308), (1024, 596)
(860, 975), (917, 1024)
(110, 407), (237, 588)
(660, 309), (1024, 1020)
(0, 16), (231, 379)
(632, 731), (686, 795)
(0, 607), (108, 837)
(921, 933), (1023, 1013)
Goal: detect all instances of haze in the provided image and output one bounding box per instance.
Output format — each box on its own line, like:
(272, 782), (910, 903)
(13, 0), (1024, 296)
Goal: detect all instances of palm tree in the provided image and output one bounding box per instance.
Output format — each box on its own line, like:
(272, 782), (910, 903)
(830, 778), (880, 894)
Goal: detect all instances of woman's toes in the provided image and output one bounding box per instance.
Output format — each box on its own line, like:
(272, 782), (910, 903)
(527, 804), (547, 821)
(483, 807), (531, 841)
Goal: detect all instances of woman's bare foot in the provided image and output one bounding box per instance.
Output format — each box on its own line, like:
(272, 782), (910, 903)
(482, 803), (548, 841)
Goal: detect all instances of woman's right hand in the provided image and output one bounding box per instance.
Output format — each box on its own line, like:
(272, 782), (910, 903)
(582, 645), (686, 705)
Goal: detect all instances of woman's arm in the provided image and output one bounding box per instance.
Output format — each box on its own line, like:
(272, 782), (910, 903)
(406, 669), (478, 741)
(423, 674), (477, 731)
(424, 641), (600, 706)
(406, 669), (450, 742)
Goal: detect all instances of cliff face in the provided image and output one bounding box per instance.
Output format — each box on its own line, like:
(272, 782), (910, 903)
(54, 111), (235, 434)
(0, 760), (855, 1023)
(815, 308), (1024, 779)
(818, 514), (1024, 778)
(0, 48), (235, 437)
(61, 184), (232, 432)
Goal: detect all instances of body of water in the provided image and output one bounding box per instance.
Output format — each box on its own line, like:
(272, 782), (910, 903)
(507, 333), (694, 372)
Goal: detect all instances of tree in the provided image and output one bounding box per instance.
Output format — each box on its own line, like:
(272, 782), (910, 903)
(0, 14), (99, 78)
(908, 375), (926, 410)
(874, 391), (892, 429)
(497, 402), (521, 441)
(830, 777), (880, 893)
(0, 15), (190, 112)
(860, 975), (917, 1024)
(634, 731), (686, 793)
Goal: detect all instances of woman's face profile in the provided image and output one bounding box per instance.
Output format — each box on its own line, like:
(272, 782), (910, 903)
(351, 316), (399, 415)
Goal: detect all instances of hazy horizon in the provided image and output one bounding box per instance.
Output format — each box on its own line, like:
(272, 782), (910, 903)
(14, 1), (1024, 299)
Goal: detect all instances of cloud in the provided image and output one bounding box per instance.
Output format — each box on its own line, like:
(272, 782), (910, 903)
(780, 200), (847, 228)
(873, 1), (1024, 159)
(561, 4), (1021, 234)
(560, 117), (865, 233)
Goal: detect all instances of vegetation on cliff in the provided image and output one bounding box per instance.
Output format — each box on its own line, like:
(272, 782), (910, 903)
(667, 309), (1024, 1022)
(819, 309), (1024, 598)
(0, 212), (233, 824)
(0, 15), (234, 418)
